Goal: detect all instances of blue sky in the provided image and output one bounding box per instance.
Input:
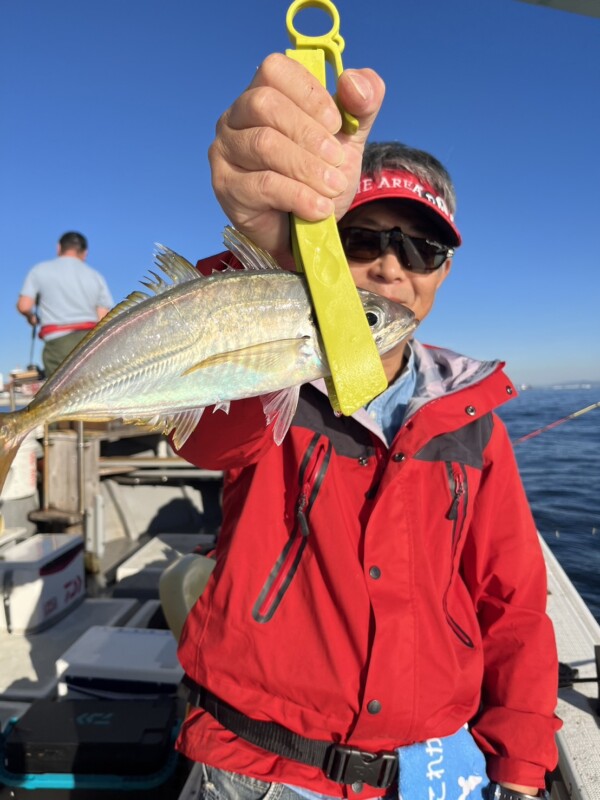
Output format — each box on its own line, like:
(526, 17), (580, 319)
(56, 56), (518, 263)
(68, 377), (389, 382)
(1, 0), (598, 388)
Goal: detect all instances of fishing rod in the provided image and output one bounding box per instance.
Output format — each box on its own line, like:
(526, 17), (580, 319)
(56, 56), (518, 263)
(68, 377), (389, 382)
(512, 400), (600, 445)
(27, 293), (40, 370)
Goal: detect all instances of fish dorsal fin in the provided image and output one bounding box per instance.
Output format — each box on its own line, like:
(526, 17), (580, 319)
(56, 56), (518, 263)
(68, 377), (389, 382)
(100, 245), (201, 327)
(148, 244), (203, 291)
(96, 246), (201, 329)
(223, 226), (282, 272)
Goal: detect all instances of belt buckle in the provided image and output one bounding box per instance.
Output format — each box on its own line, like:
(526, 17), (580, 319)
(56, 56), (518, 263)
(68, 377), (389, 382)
(324, 744), (398, 788)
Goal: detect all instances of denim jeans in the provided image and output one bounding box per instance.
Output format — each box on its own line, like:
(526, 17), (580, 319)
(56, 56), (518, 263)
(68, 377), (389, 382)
(193, 763), (395, 799)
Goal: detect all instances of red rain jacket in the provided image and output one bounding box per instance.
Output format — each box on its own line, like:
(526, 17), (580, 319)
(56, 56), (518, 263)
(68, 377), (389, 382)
(174, 281), (560, 797)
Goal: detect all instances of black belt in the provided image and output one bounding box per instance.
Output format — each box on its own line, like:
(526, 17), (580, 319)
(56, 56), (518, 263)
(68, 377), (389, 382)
(185, 681), (398, 789)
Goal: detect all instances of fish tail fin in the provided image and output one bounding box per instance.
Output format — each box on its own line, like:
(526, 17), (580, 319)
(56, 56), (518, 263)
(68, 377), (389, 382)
(0, 412), (29, 507)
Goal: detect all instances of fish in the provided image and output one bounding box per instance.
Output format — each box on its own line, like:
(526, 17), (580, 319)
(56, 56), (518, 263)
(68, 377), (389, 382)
(0, 226), (418, 499)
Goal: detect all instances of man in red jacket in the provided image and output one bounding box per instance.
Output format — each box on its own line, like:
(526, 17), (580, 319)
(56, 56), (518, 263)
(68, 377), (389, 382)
(173, 54), (560, 800)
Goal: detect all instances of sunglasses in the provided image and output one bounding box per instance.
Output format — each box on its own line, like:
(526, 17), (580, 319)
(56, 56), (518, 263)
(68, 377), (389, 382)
(339, 226), (454, 274)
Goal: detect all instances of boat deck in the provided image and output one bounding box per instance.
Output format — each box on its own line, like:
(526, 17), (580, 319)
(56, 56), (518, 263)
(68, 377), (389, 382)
(543, 537), (600, 800)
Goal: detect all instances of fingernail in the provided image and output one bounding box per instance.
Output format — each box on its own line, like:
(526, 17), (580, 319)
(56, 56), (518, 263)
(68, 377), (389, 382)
(324, 168), (348, 193)
(320, 137), (344, 166)
(346, 71), (371, 101)
(316, 197), (335, 216)
(322, 105), (341, 132)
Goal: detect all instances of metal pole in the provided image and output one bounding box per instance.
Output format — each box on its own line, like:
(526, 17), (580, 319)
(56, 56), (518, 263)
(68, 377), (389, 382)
(42, 423), (50, 510)
(76, 421), (85, 517)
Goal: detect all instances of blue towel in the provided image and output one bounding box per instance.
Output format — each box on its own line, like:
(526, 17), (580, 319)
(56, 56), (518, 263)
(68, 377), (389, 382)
(397, 725), (489, 800)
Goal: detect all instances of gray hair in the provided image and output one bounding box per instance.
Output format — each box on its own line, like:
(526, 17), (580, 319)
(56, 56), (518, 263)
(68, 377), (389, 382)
(361, 142), (457, 218)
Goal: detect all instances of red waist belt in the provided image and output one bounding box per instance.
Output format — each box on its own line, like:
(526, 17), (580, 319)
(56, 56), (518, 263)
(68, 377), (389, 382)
(39, 321), (96, 340)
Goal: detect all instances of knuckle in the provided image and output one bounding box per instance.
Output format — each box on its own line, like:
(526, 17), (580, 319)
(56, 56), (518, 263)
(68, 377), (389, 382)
(305, 126), (333, 159)
(293, 184), (327, 220)
(245, 86), (277, 122)
(207, 140), (219, 166)
(208, 140), (229, 178)
(250, 126), (279, 157)
(259, 52), (288, 82)
(213, 112), (228, 137)
(256, 170), (280, 200)
(294, 151), (318, 183)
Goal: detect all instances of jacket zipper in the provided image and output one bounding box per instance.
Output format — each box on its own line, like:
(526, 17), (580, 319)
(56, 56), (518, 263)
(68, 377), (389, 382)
(443, 462), (474, 648)
(252, 434), (332, 623)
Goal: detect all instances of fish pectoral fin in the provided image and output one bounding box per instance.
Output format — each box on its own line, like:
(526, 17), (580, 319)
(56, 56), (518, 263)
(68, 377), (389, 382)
(168, 407), (206, 450)
(181, 338), (310, 377)
(260, 385), (301, 445)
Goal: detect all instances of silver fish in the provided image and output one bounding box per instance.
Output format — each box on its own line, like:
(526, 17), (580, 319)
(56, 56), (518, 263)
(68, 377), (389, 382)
(0, 227), (418, 497)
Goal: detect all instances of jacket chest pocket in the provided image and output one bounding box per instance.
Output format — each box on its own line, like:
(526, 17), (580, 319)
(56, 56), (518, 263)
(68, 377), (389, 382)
(443, 461), (474, 648)
(252, 434), (332, 623)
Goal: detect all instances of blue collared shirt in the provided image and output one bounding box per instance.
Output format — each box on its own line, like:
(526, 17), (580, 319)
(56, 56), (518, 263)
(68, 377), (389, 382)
(364, 344), (417, 445)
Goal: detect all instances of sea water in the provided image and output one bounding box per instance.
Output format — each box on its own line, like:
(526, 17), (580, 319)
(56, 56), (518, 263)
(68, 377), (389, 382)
(497, 385), (600, 621)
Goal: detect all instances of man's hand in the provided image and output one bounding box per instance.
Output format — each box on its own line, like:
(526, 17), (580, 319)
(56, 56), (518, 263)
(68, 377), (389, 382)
(16, 295), (38, 327)
(208, 53), (385, 268)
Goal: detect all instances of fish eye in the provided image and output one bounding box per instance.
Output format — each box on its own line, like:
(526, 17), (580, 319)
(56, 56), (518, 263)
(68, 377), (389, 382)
(365, 308), (383, 329)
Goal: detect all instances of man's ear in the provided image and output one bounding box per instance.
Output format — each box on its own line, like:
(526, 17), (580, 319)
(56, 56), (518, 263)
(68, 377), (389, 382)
(434, 257), (452, 289)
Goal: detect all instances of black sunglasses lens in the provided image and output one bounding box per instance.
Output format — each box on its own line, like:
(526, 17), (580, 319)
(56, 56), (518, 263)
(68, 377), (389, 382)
(407, 237), (447, 271)
(399, 236), (439, 273)
(340, 229), (382, 260)
(341, 227), (448, 272)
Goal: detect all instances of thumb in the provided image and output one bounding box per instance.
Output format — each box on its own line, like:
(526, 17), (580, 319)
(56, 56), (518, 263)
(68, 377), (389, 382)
(330, 68), (385, 220)
(337, 68), (386, 146)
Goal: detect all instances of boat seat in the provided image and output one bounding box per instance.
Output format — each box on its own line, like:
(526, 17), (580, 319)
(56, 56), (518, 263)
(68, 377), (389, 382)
(159, 553), (216, 641)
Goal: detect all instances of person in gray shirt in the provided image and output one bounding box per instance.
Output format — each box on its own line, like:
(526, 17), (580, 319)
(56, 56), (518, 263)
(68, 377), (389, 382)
(17, 231), (113, 376)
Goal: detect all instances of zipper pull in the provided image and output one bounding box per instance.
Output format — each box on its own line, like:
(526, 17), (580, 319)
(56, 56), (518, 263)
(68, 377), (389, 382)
(447, 472), (464, 520)
(296, 492), (310, 537)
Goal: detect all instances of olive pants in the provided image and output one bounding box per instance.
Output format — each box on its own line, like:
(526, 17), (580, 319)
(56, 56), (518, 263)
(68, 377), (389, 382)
(42, 331), (88, 377)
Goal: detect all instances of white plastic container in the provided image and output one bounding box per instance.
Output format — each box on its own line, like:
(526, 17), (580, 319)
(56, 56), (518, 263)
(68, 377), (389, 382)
(0, 533), (85, 634)
(56, 626), (183, 699)
(3, 433), (40, 500)
(0, 598), (139, 702)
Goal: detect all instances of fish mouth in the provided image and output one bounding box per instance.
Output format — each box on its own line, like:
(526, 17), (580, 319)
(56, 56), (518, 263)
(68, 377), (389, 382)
(374, 316), (419, 355)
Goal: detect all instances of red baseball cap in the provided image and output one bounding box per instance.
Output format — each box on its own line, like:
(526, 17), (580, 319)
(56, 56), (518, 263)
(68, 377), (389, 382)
(348, 169), (462, 247)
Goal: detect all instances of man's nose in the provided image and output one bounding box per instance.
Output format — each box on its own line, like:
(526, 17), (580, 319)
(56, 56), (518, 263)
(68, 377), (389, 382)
(375, 248), (407, 281)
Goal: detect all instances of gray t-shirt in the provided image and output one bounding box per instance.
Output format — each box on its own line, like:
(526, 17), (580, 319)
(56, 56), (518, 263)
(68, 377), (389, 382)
(20, 256), (114, 340)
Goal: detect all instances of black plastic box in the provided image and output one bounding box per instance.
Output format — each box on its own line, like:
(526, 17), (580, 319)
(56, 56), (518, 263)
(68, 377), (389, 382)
(3, 697), (176, 775)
